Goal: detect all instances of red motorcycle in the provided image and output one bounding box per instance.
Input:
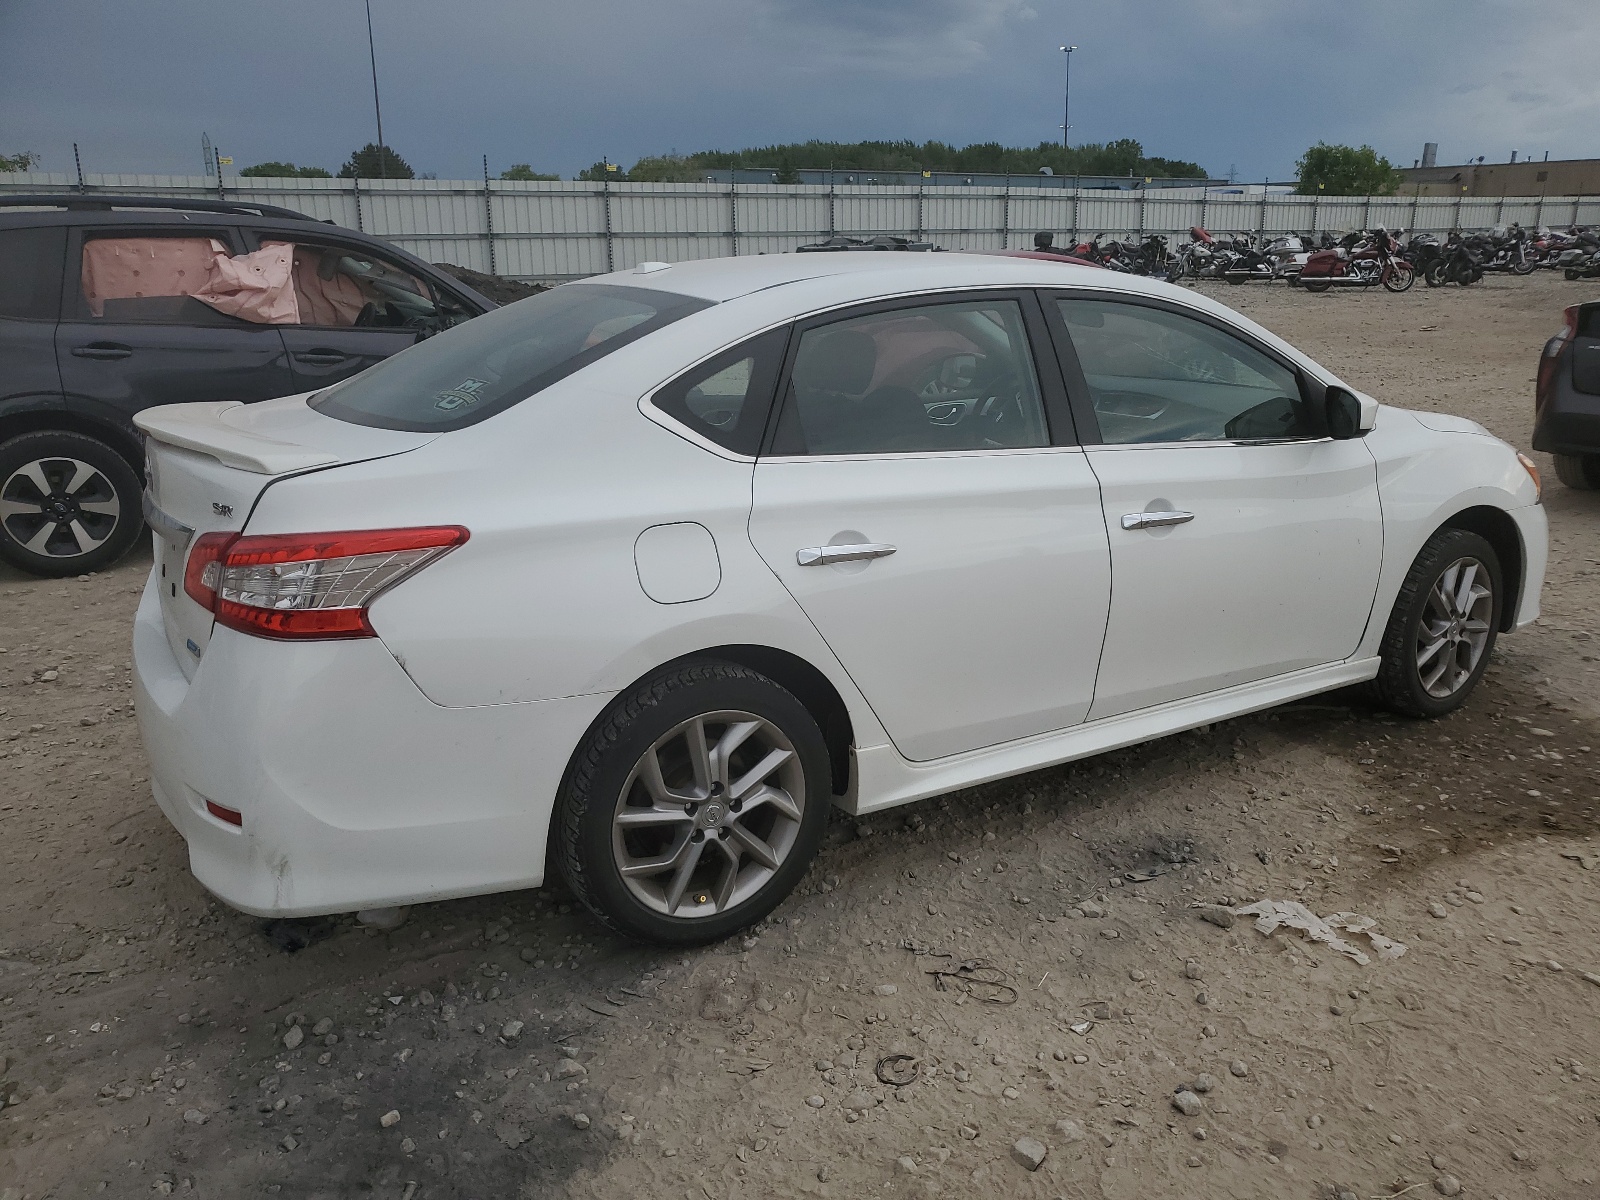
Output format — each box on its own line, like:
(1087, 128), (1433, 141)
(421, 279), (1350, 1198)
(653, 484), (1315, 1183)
(1296, 228), (1416, 293)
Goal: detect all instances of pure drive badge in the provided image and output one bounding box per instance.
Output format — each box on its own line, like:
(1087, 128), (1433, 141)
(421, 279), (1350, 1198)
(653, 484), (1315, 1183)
(434, 378), (490, 411)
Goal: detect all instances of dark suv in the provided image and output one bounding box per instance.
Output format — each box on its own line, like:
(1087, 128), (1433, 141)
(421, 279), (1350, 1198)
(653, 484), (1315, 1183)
(0, 196), (494, 576)
(1534, 299), (1600, 490)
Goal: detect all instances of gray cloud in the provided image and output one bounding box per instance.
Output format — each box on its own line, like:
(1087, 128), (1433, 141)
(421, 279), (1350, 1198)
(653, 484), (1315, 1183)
(0, 0), (1594, 183)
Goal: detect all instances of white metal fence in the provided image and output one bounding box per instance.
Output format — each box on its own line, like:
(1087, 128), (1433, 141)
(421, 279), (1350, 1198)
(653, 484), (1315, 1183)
(7, 171), (1600, 283)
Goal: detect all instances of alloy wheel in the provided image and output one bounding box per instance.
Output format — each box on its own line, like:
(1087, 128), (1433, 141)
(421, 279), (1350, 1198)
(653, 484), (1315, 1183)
(611, 710), (806, 919)
(0, 457), (122, 560)
(1415, 557), (1494, 698)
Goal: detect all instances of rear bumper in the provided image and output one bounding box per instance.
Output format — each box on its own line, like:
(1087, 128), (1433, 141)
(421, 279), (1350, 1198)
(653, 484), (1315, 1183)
(1533, 387), (1600, 456)
(132, 569), (612, 917)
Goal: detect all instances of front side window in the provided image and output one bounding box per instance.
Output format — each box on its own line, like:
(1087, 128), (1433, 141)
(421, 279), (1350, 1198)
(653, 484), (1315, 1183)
(76, 233), (261, 325)
(771, 298), (1048, 456)
(1056, 298), (1316, 444)
(311, 283), (712, 431)
(650, 328), (786, 456)
(263, 241), (471, 332)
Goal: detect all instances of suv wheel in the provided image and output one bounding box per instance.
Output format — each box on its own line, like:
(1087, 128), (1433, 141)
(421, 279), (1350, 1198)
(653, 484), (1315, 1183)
(1553, 453), (1600, 490)
(1372, 529), (1503, 718)
(0, 431), (144, 577)
(555, 660), (831, 944)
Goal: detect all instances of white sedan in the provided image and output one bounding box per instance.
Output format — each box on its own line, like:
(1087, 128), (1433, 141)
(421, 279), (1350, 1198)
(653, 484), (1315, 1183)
(132, 252), (1547, 943)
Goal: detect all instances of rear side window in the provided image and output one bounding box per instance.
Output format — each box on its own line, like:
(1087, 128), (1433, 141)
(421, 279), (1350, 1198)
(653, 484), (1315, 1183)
(649, 328), (787, 455)
(311, 283), (712, 431)
(0, 226), (66, 321)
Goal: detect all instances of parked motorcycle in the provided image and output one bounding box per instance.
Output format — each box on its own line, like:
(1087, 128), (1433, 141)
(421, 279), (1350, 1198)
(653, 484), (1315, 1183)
(1426, 233), (1485, 286)
(1296, 228), (1416, 292)
(1223, 233), (1312, 284)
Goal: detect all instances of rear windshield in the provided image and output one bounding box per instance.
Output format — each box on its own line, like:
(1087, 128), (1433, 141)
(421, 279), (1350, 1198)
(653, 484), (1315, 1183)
(310, 283), (712, 431)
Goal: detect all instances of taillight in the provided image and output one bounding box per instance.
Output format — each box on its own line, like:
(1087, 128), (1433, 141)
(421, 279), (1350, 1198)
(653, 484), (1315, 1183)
(184, 531), (238, 609)
(185, 526), (468, 640)
(1536, 305), (1579, 410)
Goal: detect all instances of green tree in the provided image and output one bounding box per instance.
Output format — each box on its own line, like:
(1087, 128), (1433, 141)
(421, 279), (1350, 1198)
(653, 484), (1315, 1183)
(500, 163), (560, 181)
(774, 152), (799, 185)
(626, 155), (705, 183)
(337, 143), (415, 180)
(240, 161), (333, 178)
(578, 160), (625, 182)
(1294, 143), (1399, 196)
(0, 151), (41, 172)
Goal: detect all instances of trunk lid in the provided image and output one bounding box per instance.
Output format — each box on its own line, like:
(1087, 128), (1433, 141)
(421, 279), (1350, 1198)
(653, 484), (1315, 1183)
(136, 394), (435, 678)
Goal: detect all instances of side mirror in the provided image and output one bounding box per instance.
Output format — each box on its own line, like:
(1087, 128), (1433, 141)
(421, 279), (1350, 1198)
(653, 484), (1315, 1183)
(1326, 386), (1378, 439)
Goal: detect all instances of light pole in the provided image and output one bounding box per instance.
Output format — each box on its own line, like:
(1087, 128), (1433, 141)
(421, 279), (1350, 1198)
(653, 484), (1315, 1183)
(365, 0), (387, 177)
(1059, 45), (1077, 149)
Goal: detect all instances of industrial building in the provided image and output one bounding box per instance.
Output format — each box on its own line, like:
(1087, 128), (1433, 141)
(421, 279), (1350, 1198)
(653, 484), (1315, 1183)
(1398, 147), (1600, 197)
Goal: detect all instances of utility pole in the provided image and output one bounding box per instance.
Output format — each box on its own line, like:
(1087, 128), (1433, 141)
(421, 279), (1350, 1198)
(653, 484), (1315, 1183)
(365, 0), (387, 177)
(1059, 45), (1077, 149)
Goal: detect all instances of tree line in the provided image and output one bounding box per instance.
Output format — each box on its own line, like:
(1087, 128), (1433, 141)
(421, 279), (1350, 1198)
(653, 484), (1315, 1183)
(4, 140), (1407, 196)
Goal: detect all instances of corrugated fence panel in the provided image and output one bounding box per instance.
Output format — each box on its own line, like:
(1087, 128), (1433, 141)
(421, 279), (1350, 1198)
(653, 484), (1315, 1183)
(4, 172), (1597, 279)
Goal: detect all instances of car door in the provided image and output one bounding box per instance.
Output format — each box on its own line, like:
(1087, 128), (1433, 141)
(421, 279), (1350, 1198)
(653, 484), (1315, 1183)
(250, 233), (471, 391)
(1043, 292), (1383, 720)
(55, 225), (295, 436)
(0, 224), (68, 421)
(746, 292), (1112, 762)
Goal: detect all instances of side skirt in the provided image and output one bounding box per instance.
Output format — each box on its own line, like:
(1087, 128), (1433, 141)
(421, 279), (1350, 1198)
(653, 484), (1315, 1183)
(840, 657), (1383, 816)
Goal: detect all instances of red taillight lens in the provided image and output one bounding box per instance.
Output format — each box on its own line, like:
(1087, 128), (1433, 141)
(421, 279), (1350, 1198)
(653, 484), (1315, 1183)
(205, 799), (243, 827)
(185, 525), (468, 640)
(1536, 305), (1579, 411)
(184, 531), (239, 609)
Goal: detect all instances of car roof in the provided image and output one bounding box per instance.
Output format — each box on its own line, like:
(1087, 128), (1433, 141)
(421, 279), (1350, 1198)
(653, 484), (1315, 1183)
(579, 250), (1162, 306)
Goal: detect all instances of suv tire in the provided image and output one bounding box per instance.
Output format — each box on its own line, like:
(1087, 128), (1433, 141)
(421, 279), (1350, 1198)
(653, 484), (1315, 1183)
(0, 431), (144, 577)
(555, 660), (831, 945)
(1553, 453), (1600, 490)
(1372, 529), (1503, 719)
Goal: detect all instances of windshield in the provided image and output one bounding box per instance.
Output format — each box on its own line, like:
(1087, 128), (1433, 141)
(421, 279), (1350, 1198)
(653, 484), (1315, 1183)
(310, 283), (713, 431)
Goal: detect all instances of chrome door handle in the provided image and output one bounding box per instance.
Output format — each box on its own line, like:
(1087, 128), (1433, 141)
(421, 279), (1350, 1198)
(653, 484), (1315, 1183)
(1121, 510), (1194, 531)
(796, 543), (897, 566)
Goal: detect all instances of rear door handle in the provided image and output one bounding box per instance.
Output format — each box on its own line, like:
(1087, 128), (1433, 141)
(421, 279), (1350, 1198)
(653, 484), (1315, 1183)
(1121, 510), (1194, 531)
(293, 349), (349, 365)
(796, 543), (897, 566)
(70, 343), (132, 360)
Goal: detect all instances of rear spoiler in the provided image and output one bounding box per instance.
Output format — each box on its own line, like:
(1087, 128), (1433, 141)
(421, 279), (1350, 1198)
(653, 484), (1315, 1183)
(135, 402), (340, 475)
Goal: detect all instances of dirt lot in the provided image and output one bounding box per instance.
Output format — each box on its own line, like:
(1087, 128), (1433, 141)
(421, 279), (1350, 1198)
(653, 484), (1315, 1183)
(1, 271), (1597, 1200)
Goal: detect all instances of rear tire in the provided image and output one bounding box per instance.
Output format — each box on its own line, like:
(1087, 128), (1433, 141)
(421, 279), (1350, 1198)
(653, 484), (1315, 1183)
(1372, 529), (1503, 719)
(555, 660), (832, 945)
(0, 431), (144, 578)
(1553, 452), (1600, 490)
(1302, 277), (1333, 293)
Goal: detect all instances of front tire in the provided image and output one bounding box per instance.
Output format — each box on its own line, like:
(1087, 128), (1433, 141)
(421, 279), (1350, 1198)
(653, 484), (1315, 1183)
(555, 660), (832, 944)
(1554, 452), (1600, 490)
(1383, 262), (1417, 292)
(1372, 529), (1503, 718)
(0, 431), (144, 577)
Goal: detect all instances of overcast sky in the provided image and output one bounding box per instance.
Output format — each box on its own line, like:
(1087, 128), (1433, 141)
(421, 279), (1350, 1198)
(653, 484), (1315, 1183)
(4, 0), (1596, 182)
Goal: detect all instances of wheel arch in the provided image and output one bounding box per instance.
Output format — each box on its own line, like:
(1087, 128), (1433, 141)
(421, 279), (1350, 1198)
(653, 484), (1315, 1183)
(0, 408), (144, 473)
(560, 644), (857, 807)
(1440, 504), (1524, 631)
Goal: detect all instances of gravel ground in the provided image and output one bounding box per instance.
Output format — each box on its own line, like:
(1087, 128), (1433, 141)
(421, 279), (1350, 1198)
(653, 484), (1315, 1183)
(1, 271), (1597, 1200)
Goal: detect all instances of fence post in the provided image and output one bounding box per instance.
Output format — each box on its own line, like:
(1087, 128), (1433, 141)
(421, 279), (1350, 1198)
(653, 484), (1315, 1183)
(1409, 187), (1419, 234)
(603, 174), (614, 272)
(1536, 189), (1545, 231)
(1496, 194), (1504, 227)
(1002, 174), (1011, 249)
(1200, 186), (1208, 235)
(214, 148), (225, 201)
(1258, 182), (1268, 237)
(1071, 176), (1080, 243)
(729, 178), (739, 257)
(482, 155), (496, 275)
(1454, 192), (1463, 232)
(73, 143), (86, 193)
(1312, 192), (1321, 235)
(916, 176), (924, 241)
(828, 169), (836, 237)
(352, 174), (363, 232)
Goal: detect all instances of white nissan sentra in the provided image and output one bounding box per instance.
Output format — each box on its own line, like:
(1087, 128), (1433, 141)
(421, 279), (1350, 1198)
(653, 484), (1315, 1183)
(132, 252), (1547, 943)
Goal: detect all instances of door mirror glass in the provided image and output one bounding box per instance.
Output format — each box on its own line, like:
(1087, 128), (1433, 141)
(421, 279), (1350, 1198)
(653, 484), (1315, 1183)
(1224, 395), (1306, 441)
(1325, 387), (1367, 439)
